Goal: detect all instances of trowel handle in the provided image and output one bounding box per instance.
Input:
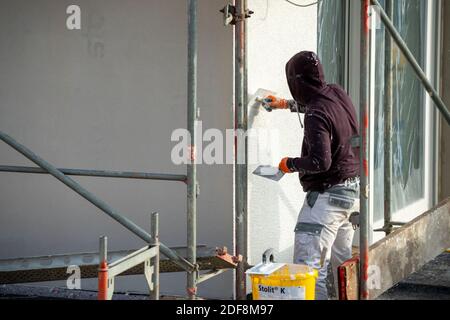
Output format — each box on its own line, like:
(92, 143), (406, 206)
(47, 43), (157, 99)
(256, 98), (274, 112)
(262, 248), (275, 264)
(263, 104), (274, 112)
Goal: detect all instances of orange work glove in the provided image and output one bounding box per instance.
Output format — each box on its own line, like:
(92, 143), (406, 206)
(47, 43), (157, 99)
(279, 157), (295, 174)
(264, 95), (289, 109)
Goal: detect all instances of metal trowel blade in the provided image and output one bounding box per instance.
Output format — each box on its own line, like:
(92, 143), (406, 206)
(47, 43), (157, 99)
(252, 166), (285, 182)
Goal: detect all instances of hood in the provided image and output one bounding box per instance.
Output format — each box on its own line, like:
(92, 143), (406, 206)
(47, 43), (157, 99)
(285, 51), (327, 105)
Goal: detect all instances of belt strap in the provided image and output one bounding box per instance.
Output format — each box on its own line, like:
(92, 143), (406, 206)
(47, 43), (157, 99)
(327, 185), (359, 198)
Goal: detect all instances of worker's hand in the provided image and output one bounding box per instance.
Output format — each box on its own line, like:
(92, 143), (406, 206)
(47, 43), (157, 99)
(264, 95), (289, 110)
(279, 157), (295, 174)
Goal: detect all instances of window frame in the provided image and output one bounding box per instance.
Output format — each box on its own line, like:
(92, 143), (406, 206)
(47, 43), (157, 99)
(345, 0), (441, 244)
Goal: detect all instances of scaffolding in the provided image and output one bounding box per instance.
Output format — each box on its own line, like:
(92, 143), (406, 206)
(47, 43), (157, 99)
(0, 0), (449, 300)
(0, 0), (239, 300)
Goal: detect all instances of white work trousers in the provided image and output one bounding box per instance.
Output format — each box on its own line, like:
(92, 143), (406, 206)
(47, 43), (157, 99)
(293, 189), (359, 300)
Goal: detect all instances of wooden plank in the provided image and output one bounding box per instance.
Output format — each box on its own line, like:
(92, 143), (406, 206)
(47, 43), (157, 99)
(338, 257), (359, 300)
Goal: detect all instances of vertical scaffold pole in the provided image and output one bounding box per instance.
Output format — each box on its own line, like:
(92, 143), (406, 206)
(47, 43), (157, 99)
(98, 236), (108, 300)
(187, 0), (199, 300)
(150, 212), (160, 300)
(360, 0), (371, 300)
(234, 0), (248, 300)
(383, 0), (393, 235)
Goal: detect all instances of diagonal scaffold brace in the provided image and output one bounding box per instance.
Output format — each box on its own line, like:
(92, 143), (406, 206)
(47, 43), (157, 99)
(0, 130), (195, 273)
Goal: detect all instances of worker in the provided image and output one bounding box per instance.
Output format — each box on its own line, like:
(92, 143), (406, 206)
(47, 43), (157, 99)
(265, 51), (360, 300)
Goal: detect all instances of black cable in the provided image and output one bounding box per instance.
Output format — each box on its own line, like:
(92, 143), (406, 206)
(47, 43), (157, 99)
(284, 0), (321, 8)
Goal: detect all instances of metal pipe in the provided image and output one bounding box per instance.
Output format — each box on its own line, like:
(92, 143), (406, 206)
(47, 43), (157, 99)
(390, 221), (406, 226)
(150, 212), (159, 300)
(186, 0), (199, 300)
(383, 0), (393, 235)
(98, 236), (108, 300)
(243, 0), (249, 281)
(0, 130), (195, 273)
(0, 165), (187, 182)
(359, 0), (371, 300)
(197, 269), (227, 284)
(234, 0), (248, 300)
(371, 0), (450, 126)
(99, 236), (108, 265)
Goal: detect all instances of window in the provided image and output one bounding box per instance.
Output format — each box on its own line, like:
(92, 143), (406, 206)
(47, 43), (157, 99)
(373, 0), (427, 220)
(317, 0), (347, 87)
(370, 0), (439, 242)
(318, 0), (439, 243)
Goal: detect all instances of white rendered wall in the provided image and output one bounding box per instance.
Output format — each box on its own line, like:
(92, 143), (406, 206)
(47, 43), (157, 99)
(247, 0), (317, 272)
(0, 0), (234, 299)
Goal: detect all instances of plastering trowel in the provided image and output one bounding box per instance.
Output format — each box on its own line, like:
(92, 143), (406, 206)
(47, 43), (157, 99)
(248, 88), (277, 112)
(249, 89), (286, 182)
(249, 89), (284, 182)
(252, 165), (285, 182)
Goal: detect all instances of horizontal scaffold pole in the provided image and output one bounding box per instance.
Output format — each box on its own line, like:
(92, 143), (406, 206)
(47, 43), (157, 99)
(0, 165), (186, 182)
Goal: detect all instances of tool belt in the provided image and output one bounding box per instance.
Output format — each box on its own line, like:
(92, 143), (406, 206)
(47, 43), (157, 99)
(306, 177), (360, 209)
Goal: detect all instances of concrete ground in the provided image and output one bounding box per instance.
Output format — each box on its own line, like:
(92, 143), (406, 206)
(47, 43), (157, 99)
(377, 252), (450, 300)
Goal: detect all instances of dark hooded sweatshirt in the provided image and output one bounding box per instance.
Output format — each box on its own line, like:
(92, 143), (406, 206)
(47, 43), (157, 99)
(285, 51), (360, 193)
